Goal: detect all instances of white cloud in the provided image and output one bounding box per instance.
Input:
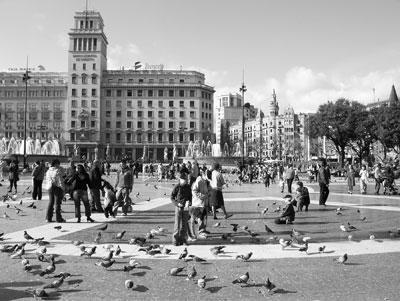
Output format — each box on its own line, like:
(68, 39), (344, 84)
(108, 43), (142, 70)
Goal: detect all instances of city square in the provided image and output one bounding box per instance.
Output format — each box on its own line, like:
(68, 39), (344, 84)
(1, 170), (400, 300)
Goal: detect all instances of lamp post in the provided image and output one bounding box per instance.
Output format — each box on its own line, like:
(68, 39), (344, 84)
(239, 78), (247, 168)
(22, 69), (31, 169)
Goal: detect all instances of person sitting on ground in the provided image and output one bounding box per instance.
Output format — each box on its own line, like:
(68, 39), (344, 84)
(295, 181), (310, 212)
(275, 194), (296, 224)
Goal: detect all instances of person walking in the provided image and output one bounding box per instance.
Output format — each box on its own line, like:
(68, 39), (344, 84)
(285, 164), (295, 194)
(8, 161), (19, 194)
(210, 162), (233, 220)
(89, 159), (104, 213)
(318, 160), (330, 206)
(346, 164), (355, 194)
(359, 165), (369, 194)
(68, 164), (95, 223)
(32, 160), (46, 201)
(374, 163), (383, 195)
(45, 159), (66, 223)
(114, 159), (134, 216)
(170, 172), (192, 246)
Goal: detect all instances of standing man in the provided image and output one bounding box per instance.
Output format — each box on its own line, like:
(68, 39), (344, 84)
(247, 164), (253, 183)
(374, 163), (383, 195)
(89, 159), (104, 213)
(318, 160), (330, 206)
(114, 159), (134, 216)
(286, 164), (295, 194)
(32, 160), (46, 201)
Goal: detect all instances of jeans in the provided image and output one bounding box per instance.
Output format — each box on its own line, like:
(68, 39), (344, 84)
(319, 183), (329, 205)
(287, 178), (294, 193)
(46, 185), (64, 222)
(189, 206), (206, 238)
(374, 179), (381, 194)
(32, 179), (43, 200)
(8, 179), (17, 192)
(114, 187), (131, 215)
(90, 188), (103, 211)
(73, 189), (91, 218)
(173, 206), (189, 244)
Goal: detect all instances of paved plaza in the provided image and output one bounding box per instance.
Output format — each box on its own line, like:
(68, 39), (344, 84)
(1, 171), (400, 300)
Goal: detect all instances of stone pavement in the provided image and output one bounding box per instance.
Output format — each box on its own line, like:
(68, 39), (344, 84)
(1, 173), (400, 300)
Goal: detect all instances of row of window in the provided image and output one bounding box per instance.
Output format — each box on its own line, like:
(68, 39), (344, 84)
(3, 131), (62, 139)
(71, 88), (97, 97)
(70, 132), (196, 144)
(2, 122), (62, 130)
(73, 38), (98, 52)
(103, 110), (211, 120)
(105, 99), (212, 110)
(104, 88), (211, 99)
(71, 75), (97, 85)
(0, 79), (65, 85)
(72, 62), (97, 71)
(0, 103), (63, 111)
(0, 111), (63, 121)
(0, 90), (64, 98)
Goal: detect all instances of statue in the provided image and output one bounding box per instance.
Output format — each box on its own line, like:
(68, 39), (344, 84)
(173, 144), (177, 162)
(164, 147), (168, 162)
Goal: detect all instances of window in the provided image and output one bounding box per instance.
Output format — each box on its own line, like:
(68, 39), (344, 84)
(116, 111), (121, 118)
(147, 133), (153, 142)
(169, 90), (174, 97)
(91, 99), (97, 107)
(127, 100), (132, 107)
(106, 121), (111, 128)
(81, 89), (87, 97)
(137, 121), (142, 129)
(72, 89), (77, 97)
(91, 89), (96, 97)
(106, 111), (111, 117)
(138, 100), (142, 107)
(83, 63), (86, 71)
(54, 112), (62, 120)
(148, 111), (153, 118)
(158, 111), (163, 118)
(169, 100), (174, 107)
(190, 101), (195, 107)
(42, 111), (50, 120)
(91, 120), (96, 128)
(169, 111), (174, 118)
(82, 75), (87, 84)
(138, 111), (143, 118)
(116, 133), (121, 143)
(158, 133), (163, 142)
(73, 63), (76, 71)
(169, 79), (174, 84)
(169, 121), (174, 129)
(72, 76), (77, 84)
(116, 121), (121, 128)
(127, 90), (133, 97)
(148, 100), (153, 107)
(116, 100), (122, 107)
(80, 120), (86, 128)
(127, 111), (132, 118)
(148, 121), (153, 129)
(127, 121), (132, 128)
(158, 90), (164, 97)
(158, 100), (163, 107)
(81, 99), (87, 107)
(93, 63), (96, 70)
(71, 100), (77, 108)
(158, 121), (163, 129)
(137, 89), (143, 97)
(71, 120), (76, 128)
(179, 90), (184, 97)
(190, 111), (195, 118)
(139, 79), (144, 83)
(149, 79), (154, 84)
(70, 133), (76, 141)
(180, 79), (184, 83)
(169, 133), (174, 142)
(179, 111), (185, 118)
(148, 90), (153, 97)
(106, 90), (112, 97)
(137, 133), (142, 143)
(106, 100), (111, 107)
(190, 90), (195, 97)
(91, 110), (96, 117)
(116, 90), (122, 97)
(190, 121), (195, 129)
(179, 101), (184, 107)
(127, 133), (132, 143)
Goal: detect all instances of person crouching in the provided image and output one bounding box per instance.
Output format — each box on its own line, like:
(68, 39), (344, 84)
(274, 194), (296, 224)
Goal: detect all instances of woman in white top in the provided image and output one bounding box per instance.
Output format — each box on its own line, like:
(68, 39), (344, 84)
(359, 165), (369, 194)
(209, 162), (233, 220)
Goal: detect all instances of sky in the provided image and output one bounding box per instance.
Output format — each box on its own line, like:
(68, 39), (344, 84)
(1, 0), (400, 114)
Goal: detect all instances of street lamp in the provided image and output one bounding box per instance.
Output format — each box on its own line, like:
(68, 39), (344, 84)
(22, 69), (31, 169)
(239, 79), (247, 167)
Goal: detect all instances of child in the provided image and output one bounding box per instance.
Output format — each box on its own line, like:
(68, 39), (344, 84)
(279, 172), (285, 193)
(103, 183), (116, 218)
(274, 194), (296, 224)
(295, 181), (310, 212)
(170, 172), (192, 246)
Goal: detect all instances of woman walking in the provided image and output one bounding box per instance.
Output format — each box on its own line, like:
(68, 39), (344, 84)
(346, 164), (355, 194)
(209, 163), (233, 220)
(8, 161), (19, 194)
(359, 165), (369, 194)
(68, 164), (95, 223)
(45, 159), (66, 223)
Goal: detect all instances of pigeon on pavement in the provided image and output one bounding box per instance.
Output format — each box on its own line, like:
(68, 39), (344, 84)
(232, 272), (250, 285)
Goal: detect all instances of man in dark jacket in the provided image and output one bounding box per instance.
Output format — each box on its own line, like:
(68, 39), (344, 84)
(32, 160), (46, 200)
(318, 160), (330, 206)
(114, 159), (134, 216)
(89, 159), (104, 212)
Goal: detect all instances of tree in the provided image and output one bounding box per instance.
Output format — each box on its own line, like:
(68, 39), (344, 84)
(308, 99), (358, 167)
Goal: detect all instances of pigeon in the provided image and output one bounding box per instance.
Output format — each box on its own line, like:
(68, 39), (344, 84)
(246, 230), (259, 237)
(302, 236), (311, 243)
(178, 247), (188, 260)
(231, 224), (238, 232)
(135, 192), (140, 197)
(265, 278), (276, 291)
(147, 248), (162, 256)
(123, 264), (137, 273)
(27, 202), (35, 208)
(370, 234), (376, 240)
(340, 224), (348, 232)
(197, 275), (206, 288)
(115, 245), (122, 256)
(240, 225), (249, 231)
(232, 272), (249, 285)
(24, 231), (34, 241)
(348, 234), (353, 241)
(81, 246), (97, 257)
(264, 224), (274, 234)
(318, 246), (326, 253)
(272, 201), (276, 205)
(168, 266), (185, 276)
(125, 279), (135, 289)
(221, 234), (228, 240)
(187, 265), (197, 280)
(14, 206), (22, 215)
(213, 222), (221, 228)
(98, 224), (108, 231)
(360, 216), (366, 221)
(261, 207), (268, 215)
(210, 245), (225, 256)
(188, 255), (206, 262)
(129, 258), (140, 267)
(347, 222), (357, 230)
(26, 288), (48, 299)
(236, 252), (253, 261)
(147, 197), (151, 202)
(336, 211), (343, 216)
(157, 226), (166, 233)
(335, 253), (348, 264)
(3, 212), (11, 220)
(130, 237), (146, 246)
(336, 207), (342, 212)
(23, 264), (32, 272)
(21, 256), (29, 266)
(95, 259), (116, 269)
(102, 250), (114, 261)
(53, 272), (71, 278)
(104, 244), (114, 251)
(116, 231), (126, 240)
(154, 185), (158, 189)
(40, 259), (56, 277)
(44, 275), (65, 290)
(145, 232), (154, 239)
(279, 238), (291, 249)
(299, 243), (308, 254)
(11, 247), (25, 259)
(54, 226), (62, 231)
(94, 232), (102, 244)
(357, 209), (360, 213)
(292, 227), (303, 237)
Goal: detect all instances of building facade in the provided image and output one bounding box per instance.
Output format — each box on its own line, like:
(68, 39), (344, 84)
(0, 10), (215, 162)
